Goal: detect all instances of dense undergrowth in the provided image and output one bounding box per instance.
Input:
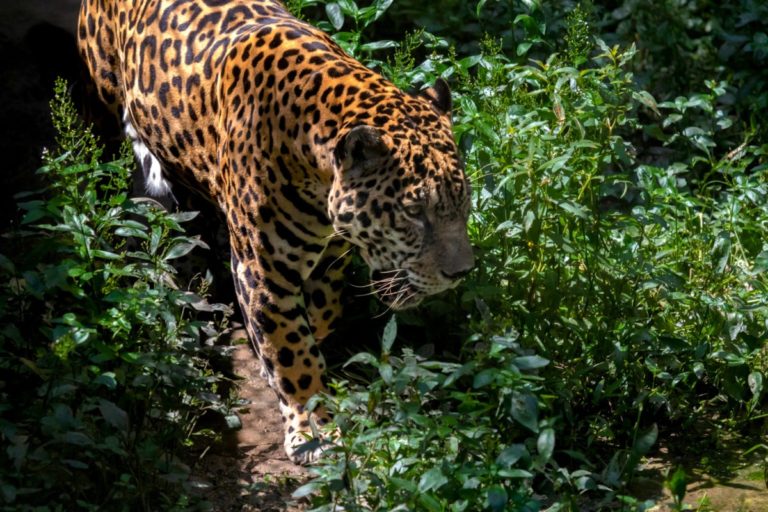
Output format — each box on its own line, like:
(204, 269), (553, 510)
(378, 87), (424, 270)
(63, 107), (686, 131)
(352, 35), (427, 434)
(1, 0), (766, 510)
(291, 0), (768, 510)
(0, 81), (235, 511)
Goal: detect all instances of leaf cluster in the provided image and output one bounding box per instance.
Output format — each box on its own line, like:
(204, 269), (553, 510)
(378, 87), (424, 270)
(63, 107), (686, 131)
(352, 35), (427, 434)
(0, 79), (234, 511)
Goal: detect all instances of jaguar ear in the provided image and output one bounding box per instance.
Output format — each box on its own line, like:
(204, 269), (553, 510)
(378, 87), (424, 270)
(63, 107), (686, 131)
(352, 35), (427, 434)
(334, 125), (389, 175)
(423, 78), (452, 114)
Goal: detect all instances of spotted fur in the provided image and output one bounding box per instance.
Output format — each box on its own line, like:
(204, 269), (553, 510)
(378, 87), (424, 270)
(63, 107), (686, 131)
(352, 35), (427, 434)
(78, 0), (474, 463)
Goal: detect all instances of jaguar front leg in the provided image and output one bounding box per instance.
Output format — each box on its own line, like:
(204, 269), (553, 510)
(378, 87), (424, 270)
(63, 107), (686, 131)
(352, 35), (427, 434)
(227, 218), (333, 464)
(303, 236), (352, 343)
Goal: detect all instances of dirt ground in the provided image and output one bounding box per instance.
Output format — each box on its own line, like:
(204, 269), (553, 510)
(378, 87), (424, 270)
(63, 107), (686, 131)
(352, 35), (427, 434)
(190, 331), (310, 512)
(638, 448), (768, 512)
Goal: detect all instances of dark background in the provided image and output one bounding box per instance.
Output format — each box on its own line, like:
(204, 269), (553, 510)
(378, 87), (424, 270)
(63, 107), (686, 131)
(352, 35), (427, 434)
(0, 0), (81, 230)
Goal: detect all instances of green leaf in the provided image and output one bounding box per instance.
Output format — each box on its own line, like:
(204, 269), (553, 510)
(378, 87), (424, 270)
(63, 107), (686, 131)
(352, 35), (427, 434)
(360, 40), (398, 52)
(558, 200), (590, 219)
(417, 492), (443, 512)
(19, 200), (47, 225)
(486, 485), (508, 512)
(539, 152), (571, 172)
(164, 237), (208, 260)
(418, 467), (448, 492)
(513, 14), (541, 35)
(149, 225), (162, 255)
(115, 226), (149, 239)
(523, 210), (536, 233)
(475, 0), (487, 17)
(167, 211), (199, 223)
(372, 0), (393, 22)
(666, 467), (687, 505)
(632, 423), (658, 457)
(513, 355), (549, 370)
(509, 391), (539, 433)
(344, 352), (379, 368)
(496, 444), (528, 468)
(536, 428), (555, 462)
(473, 368), (496, 389)
(443, 361), (476, 388)
(1, 484), (16, 503)
(632, 90), (660, 115)
(710, 351), (746, 366)
(92, 249), (122, 260)
(325, 3), (344, 30)
(496, 469), (534, 478)
(748, 372), (763, 398)
(292, 480), (323, 498)
(121, 352), (140, 363)
(336, 0), (357, 15)
(382, 314), (397, 353)
(379, 363), (393, 384)
(62, 459), (88, 469)
(516, 41), (533, 56)
(0, 253), (14, 273)
(712, 230), (732, 274)
(98, 399), (129, 432)
(224, 414), (242, 430)
(754, 251), (768, 273)
(520, 0), (540, 10)
(63, 432), (93, 446)
(94, 372), (117, 389)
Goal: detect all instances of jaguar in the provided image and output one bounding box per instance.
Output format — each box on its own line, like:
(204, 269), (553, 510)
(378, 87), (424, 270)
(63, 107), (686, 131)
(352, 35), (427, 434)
(78, 0), (474, 463)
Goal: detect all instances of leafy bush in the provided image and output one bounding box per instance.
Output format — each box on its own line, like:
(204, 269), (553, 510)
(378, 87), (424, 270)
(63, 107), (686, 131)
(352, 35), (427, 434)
(0, 80), (233, 511)
(298, 317), (550, 512)
(292, 1), (768, 510)
(600, 0), (768, 135)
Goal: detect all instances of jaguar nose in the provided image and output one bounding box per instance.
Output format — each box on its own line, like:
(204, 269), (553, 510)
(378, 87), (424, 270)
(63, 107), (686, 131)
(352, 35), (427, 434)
(436, 225), (475, 281)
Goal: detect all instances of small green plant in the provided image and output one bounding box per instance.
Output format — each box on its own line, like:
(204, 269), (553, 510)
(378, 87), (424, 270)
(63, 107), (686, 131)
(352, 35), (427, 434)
(744, 441), (768, 488)
(666, 467), (689, 511)
(0, 79), (233, 510)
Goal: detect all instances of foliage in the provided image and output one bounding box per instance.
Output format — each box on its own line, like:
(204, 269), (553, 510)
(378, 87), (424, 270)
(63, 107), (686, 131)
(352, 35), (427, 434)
(599, 0), (768, 135)
(293, 0), (768, 510)
(298, 317), (549, 511)
(0, 79), (233, 511)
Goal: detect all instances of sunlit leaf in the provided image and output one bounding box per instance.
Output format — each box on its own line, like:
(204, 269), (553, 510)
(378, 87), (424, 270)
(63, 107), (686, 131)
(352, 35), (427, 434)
(537, 428), (555, 462)
(325, 3), (344, 30)
(382, 314), (397, 353)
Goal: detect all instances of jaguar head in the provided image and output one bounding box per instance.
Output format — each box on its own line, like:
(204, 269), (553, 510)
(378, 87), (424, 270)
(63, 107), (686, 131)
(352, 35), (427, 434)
(329, 80), (474, 309)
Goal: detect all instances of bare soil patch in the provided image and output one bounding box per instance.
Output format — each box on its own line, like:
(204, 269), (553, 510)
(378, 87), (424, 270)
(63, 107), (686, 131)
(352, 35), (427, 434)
(192, 332), (310, 511)
(633, 444), (768, 512)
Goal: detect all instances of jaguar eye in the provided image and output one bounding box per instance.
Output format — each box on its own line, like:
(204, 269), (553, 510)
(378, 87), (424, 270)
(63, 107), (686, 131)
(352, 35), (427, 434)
(403, 204), (424, 218)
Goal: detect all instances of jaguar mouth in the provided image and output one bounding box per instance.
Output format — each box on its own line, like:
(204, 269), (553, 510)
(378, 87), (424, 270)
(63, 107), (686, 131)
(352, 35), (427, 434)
(369, 269), (424, 310)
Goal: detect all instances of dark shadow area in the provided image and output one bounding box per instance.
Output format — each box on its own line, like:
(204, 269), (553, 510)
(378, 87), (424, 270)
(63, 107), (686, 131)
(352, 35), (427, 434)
(0, 2), (81, 230)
